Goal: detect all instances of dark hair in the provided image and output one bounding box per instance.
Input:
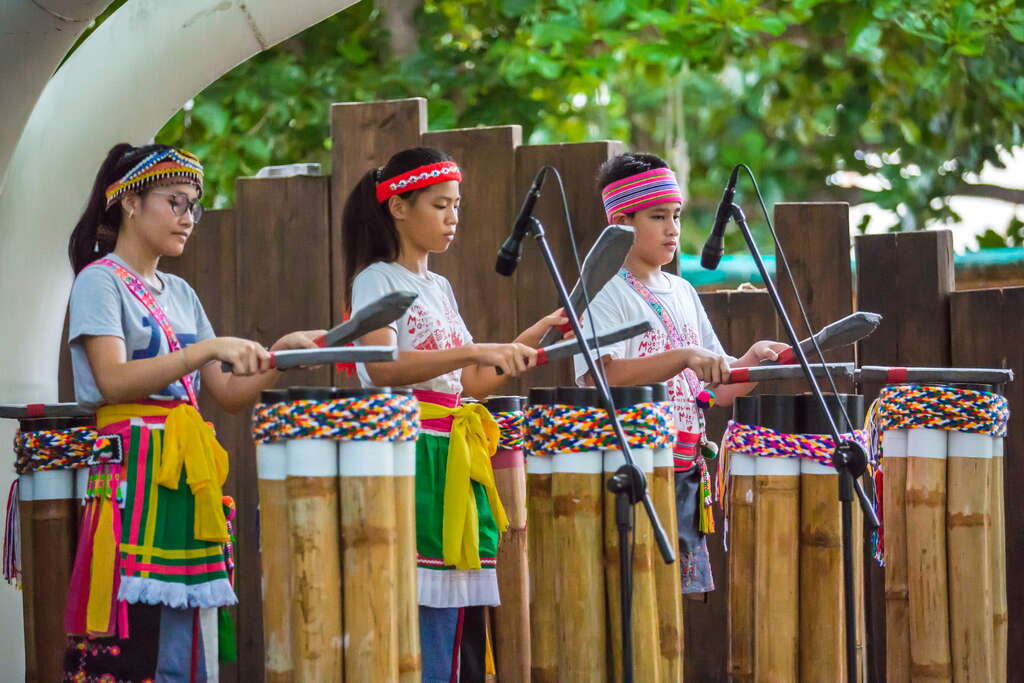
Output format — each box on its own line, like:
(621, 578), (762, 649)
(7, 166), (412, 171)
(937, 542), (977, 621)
(340, 146), (454, 308)
(67, 142), (176, 274)
(596, 152), (670, 215)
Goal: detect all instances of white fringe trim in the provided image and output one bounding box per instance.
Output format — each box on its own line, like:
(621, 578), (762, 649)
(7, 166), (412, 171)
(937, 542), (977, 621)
(118, 576), (237, 609)
(417, 567), (500, 608)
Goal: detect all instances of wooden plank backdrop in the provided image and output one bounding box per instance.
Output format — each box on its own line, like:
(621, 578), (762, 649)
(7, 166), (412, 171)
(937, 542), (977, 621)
(514, 141), (624, 392)
(423, 125), (523, 350)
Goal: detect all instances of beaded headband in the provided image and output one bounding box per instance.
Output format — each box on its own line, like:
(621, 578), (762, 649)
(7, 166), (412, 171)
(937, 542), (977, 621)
(601, 167), (684, 221)
(105, 148), (204, 208)
(375, 161), (462, 203)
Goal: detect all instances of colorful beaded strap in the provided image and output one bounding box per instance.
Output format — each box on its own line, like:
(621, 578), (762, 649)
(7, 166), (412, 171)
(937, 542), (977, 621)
(868, 384), (1009, 458)
(722, 420), (869, 468)
(492, 411), (525, 451)
(523, 402), (673, 456)
(251, 393), (420, 443)
(12, 428), (123, 474)
(89, 258), (199, 408)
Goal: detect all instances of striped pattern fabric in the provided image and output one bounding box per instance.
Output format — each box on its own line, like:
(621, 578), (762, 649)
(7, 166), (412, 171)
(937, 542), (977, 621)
(601, 167), (684, 221)
(251, 393), (420, 442)
(523, 402), (673, 456)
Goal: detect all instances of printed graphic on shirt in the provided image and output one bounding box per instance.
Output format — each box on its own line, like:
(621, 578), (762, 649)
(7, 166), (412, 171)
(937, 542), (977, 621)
(635, 325), (704, 432)
(130, 316), (198, 400)
(405, 300), (470, 387)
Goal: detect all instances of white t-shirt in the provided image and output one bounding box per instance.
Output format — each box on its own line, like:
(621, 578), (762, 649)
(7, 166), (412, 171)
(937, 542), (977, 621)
(573, 271), (731, 433)
(351, 261), (473, 395)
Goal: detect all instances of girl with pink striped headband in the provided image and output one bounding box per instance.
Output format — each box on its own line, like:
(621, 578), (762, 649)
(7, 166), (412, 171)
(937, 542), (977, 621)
(601, 166), (684, 222)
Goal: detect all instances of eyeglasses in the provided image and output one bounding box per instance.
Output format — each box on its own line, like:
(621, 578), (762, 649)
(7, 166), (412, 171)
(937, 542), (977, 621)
(149, 190), (204, 224)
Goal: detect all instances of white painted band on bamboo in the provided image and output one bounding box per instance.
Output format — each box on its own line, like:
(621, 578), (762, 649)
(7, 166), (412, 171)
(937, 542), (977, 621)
(602, 449), (627, 473)
(31, 469), (74, 500)
(755, 455), (801, 476)
(653, 447), (673, 469)
(730, 453), (756, 476)
(526, 454), (553, 475)
(257, 442), (288, 481)
(883, 429), (909, 458)
(552, 450), (603, 474)
(634, 447), (654, 473)
(74, 467), (90, 500)
(286, 439), (339, 477)
(907, 428), (948, 459)
(339, 440), (395, 477)
(800, 459), (836, 475)
(394, 440), (416, 477)
(947, 431), (994, 459)
(18, 473), (33, 502)
(995, 437), (1004, 458)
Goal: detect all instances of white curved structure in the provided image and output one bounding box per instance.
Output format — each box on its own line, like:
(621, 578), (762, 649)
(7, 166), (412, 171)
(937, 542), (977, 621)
(0, 1), (114, 192)
(0, 0), (358, 671)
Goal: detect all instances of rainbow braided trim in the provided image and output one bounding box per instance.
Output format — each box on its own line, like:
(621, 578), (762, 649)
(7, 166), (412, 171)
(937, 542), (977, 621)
(723, 421), (868, 467)
(492, 411), (525, 451)
(524, 402), (673, 456)
(12, 427), (121, 474)
(251, 393), (420, 443)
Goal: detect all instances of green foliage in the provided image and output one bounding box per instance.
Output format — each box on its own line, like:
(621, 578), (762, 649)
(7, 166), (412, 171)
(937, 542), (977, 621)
(129, 0), (1023, 252)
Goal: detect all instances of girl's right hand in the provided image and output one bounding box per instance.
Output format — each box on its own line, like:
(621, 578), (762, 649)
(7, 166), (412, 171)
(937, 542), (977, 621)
(471, 342), (538, 377)
(679, 347), (731, 386)
(203, 337), (273, 376)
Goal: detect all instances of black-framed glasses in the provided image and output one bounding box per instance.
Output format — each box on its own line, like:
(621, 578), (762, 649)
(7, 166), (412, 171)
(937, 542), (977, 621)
(150, 190), (204, 224)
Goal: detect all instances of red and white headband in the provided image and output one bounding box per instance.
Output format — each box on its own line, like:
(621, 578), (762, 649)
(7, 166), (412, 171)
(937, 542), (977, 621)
(375, 161), (462, 203)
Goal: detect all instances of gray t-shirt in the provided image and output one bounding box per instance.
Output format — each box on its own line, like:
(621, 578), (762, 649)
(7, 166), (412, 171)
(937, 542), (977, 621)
(68, 253), (215, 410)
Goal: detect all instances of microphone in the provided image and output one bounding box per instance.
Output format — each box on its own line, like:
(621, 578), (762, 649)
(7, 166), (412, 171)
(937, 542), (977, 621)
(700, 165), (740, 270)
(496, 167), (548, 276)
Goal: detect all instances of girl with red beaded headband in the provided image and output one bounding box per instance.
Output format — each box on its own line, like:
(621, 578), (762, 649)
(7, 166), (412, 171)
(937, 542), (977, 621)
(62, 143), (324, 680)
(573, 152), (788, 595)
(341, 147), (567, 681)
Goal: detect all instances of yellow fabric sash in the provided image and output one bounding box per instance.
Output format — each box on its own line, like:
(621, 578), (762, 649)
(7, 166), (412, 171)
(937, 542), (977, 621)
(419, 401), (509, 570)
(97, 403), (230, 543)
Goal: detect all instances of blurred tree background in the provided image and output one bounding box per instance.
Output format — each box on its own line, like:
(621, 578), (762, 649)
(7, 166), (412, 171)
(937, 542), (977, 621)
(81, 0), (1024, 252)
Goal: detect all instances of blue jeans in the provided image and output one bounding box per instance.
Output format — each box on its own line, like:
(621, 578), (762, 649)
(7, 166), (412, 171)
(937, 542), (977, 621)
(420, 606), (461, 683)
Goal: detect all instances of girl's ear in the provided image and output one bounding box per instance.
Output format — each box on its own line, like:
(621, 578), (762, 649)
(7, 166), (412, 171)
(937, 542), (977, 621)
(121, 193), (141, 220)
(610, 211), (632, 226)
(388, 195), (408, 222)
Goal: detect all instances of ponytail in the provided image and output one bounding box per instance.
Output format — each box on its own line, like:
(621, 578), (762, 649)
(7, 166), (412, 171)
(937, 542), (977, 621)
(67, 142), (176, 274)
(339, 147), (454, 308)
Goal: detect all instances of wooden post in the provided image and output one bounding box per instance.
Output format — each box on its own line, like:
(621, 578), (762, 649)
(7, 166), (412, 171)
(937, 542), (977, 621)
(856, 229), (955, 682)
(701, 289), (777, 683)
(339, 417), (398, 682)
(951, 286), (1024, 680)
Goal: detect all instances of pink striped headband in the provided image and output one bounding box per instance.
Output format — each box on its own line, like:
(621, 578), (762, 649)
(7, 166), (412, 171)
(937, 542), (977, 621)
(601, 167), (684, 222)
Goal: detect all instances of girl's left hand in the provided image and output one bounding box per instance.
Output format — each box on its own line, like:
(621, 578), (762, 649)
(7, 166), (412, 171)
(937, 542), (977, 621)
(271, 330), (329, 352)
(515, 308), (573, 348)
(746, 340), (790, 363)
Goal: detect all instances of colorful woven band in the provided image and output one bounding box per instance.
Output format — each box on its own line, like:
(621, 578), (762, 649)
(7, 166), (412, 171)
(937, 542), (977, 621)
(251, 393), (420, 443)
(868, 383), (1009, 458)
(104, 148), (203, 208)
(722, 420), (868, 467)
(523, 402), (673, 456)
(601, 167), (684, 221)
(375, 161), (462, 203)
(492, 411), (525, 451)
(12, 428), (122, 474)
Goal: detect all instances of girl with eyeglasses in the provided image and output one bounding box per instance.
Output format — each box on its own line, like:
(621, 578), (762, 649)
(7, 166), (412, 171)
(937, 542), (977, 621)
(62, 143), (324, 681)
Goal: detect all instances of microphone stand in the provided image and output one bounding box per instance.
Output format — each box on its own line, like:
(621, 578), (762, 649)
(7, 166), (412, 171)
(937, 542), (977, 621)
(521, 215), (675, 683)
(725, 203), (880, 683)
